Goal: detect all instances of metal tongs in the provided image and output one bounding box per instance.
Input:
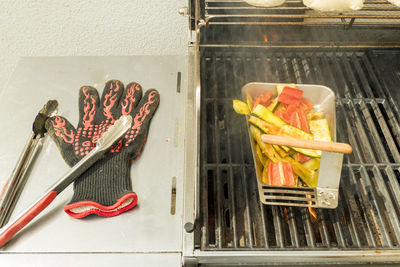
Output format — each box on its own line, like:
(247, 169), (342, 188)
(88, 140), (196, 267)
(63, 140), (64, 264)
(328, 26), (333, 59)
(0, 114), (132, 248)
(0, 100), (58, 227)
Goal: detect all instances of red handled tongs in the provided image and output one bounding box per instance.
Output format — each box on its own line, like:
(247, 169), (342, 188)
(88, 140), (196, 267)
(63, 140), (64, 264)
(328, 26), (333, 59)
(0, 115), (132, 248)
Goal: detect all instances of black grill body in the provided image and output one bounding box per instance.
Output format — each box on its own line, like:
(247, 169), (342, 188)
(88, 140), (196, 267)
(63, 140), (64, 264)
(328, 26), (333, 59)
(184, 1), (400, 265)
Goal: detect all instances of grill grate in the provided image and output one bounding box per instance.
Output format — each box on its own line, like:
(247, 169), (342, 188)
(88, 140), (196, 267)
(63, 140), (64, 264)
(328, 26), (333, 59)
(198, 49), (400, 251)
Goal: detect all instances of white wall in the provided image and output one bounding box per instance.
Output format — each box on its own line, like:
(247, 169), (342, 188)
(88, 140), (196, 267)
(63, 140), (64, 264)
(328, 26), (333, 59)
(0, 0), (188, 88)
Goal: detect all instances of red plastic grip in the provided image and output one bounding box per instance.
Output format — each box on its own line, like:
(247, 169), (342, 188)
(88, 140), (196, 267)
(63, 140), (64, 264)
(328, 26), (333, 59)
(0, 190), (57, 248)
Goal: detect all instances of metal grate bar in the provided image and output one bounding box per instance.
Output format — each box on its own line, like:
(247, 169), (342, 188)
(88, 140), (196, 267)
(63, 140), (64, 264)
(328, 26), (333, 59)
(215, 168), (223, 248)
(359, 166), (393, 246)
(212, 74), (224, 249)
(235, 54), (256, 249)
(257, 199), (269, 248)
(287, 207), (300, 247)
(361, 53), (400, 141)
(222, 58), (240, 248)
(201, 168), (211, 248)
(242, 166), (255, 248)
(359, 100), (391, 162)
(314, 209), (331, 247)
(327, 201), (348, 247)
(330, 55), (353, 99)
(344, 100), (378, 163)
(363, 53), (400, 110)
(300, 207), (316, 247)
(347, 54), (400, 161)
(320, 54), (344, 97)
(246, 55), (273, 248)
(227, 169), (239, 248)
(351, 53), (379, 98)
(370, 100), (400, 162)
(333, 92), (368, 165)
(341, 54), (365, 98)
(369, 166), (400, 244)
(382, 167), (400, 229)
(341, 168), (375, 247)
(382, 100), (400, 144)
(272, 206), (284, 247)
(361, 53), (394, 100)
(233, 54), (258, 248)
(338, 179), (363, 247)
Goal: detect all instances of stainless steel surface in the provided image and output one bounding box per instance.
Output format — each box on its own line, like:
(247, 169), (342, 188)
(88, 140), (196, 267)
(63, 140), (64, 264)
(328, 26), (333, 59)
(0, 253), (182, 267)
(0, 56), (186, 266)
(193, 250), (400, 265)
(182, 45), (199, 266)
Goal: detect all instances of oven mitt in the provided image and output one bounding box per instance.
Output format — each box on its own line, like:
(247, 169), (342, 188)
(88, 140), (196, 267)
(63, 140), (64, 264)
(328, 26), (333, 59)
(45, 80), (160, 218)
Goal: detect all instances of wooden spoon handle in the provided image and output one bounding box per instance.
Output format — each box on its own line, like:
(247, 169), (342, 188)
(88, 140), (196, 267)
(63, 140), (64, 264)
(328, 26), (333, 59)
(261, 134), (353, 154)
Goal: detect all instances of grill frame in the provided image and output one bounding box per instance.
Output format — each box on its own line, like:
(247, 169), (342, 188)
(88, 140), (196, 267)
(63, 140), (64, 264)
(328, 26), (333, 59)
(182, 1), (400, 265)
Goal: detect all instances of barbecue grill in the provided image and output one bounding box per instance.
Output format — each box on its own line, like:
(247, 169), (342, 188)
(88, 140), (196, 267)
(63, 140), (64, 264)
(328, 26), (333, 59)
(182, 0), (400, 265)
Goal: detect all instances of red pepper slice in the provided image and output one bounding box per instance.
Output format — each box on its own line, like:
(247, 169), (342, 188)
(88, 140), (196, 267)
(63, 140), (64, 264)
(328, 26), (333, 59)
(298, 108), (310, 133)
(252, 92), (272, 111)
(278, 86), (303, 106)
(273, 104), (288, 123)
(289, 108), (301, 128)
(299, 98), (314, 111)
(267, 161), (296, 187)
(284, 104), (297, 120)
(296, 152), (311, 163)
(287, 107), (311, 162)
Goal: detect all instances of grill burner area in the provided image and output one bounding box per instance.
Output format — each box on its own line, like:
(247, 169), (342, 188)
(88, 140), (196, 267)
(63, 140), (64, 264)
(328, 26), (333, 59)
(198, 49), (400, 251)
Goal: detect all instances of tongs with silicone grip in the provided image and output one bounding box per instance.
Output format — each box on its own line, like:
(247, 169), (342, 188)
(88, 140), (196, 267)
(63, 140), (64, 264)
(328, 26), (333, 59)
(0, 115), (132, 248)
